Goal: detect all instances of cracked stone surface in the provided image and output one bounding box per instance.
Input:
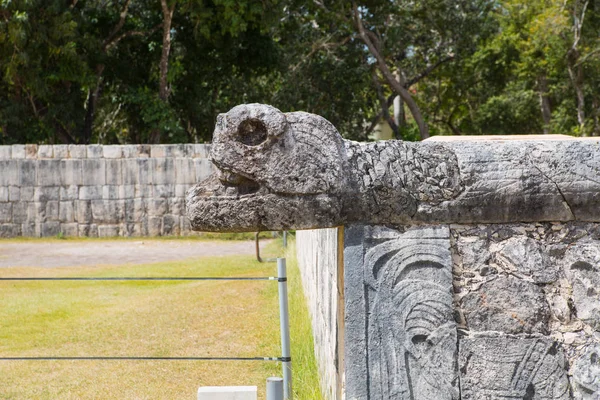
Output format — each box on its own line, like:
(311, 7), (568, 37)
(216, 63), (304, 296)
(452, 223), (600, 400)
(186, 104), (600, 232)
(460, 275), (551, 335)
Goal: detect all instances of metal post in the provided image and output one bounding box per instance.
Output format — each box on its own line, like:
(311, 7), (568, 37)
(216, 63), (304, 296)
(277, 258), (292, 399)
(282, 231), (288, 248)
(266, 377), (284, 400)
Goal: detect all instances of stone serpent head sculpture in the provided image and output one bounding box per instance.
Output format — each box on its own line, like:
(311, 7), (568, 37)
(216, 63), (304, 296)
(187, 104), (600, 232)
(186, 103), (464, 232)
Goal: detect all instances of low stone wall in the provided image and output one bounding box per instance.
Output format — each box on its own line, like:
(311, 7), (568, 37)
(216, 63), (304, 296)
(0, 144), (212, 237)
(295, 228), (342, 400)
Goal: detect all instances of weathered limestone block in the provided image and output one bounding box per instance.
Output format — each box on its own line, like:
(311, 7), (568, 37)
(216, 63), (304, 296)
(19, 159), (36, 186)
(34, 187), (59, 202)
(12, 203), (27, 224)
(60, 223), (78, 237)
(152, 158), (175, 185)
(0, 203), (12, 223)
(37, 159), (62, 186)
(76, 200), (92, 223)
(11, 144), (25, 159)
(0, 160), (18, 186)
(572, 344), (600, 399)
(103, 145), (122, 159)
(82, 159), (106, 185)
(68, 145), (87, 158)
(105, 159), (123, 185)
(461, 276), (550, 334)
(563, 243), (600, 330)
(137, 158), (152, 185)
(40, 221), (60, 236)
(98, 225), (119, 237)
(148, 216), (162, 236)
(59, 185), (79, 201)
(37, 145), (53, 158)
(60, 159), (83, 186)
(25, 144), (38, 158)
(59, 201), (74, 222)
(0, 146), (10, 158)
(175, 158), (196, 184)
(45, 200), (59, 221)
(102, 185), (120, 200)
(296, 228), (341, 399)
(8, 186), (19, 201)
(147, 199), (167, 216)
(459, 334), (570, 399)
(87, 145), (103, 158)
(345, 225), (458, 400)
(162, 215), (180, 235)
(53, 145), (68, 159)
(79, 186), (102, 200)
(187, 104), (600, 232)
(154, 184), (175, 198)
(0, 223), (20, 237)
(495, 236), (557, 283)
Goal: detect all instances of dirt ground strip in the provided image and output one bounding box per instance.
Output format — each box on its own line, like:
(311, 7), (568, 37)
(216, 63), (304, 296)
(0, 239), (268, 268)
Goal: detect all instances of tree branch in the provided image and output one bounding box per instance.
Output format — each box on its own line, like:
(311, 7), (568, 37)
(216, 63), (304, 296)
(353, 3), (429, 139)
(104, 24), (162, 52)
(406, 55), (455, 87)
(372, 69), (399, 138)
(102, 0), (132, 50)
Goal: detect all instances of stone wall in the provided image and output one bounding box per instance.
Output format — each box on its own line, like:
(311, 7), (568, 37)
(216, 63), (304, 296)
(343, 222), (600, 400)
(296, 228), (343, 400)
(297, 222), (600, 399)
(0, 144), (212, 237)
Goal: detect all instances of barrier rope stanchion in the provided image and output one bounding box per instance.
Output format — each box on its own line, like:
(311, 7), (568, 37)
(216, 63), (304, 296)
(277, 258), (292, 399)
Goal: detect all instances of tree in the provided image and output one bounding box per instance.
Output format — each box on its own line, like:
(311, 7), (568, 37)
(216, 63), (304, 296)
(0, 0), (93, 144)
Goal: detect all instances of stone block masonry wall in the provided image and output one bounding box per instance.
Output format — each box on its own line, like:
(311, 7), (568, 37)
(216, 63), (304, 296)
(296, 228), (342, 400)
(0, 144), (213, 237)
(298, 222), (600, 399)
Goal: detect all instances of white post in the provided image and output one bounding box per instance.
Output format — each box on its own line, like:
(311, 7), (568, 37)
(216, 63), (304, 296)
(197, 386), (257, 400)
(266, 377), (284, 400)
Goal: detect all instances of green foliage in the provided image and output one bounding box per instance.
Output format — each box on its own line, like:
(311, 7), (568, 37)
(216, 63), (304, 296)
(1, 0), (599, 144)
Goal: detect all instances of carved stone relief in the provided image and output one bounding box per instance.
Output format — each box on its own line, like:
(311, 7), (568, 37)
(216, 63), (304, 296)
(344, 225), (458, 400)
(453, 223), (600, 400)
(459, 335), (570, 399)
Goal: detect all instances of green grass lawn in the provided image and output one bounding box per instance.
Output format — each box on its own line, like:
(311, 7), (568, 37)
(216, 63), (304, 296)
(0, 239), (322, 399)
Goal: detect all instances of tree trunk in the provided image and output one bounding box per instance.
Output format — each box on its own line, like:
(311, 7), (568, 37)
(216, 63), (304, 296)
(393, 71), (406, 134)
(567, 58), (586, 133)
(372, 70), (399, 139)
(537, 74), (552, 134)
(593, 96), (600, 136)
(393, 96), (405, 131)
(82, 64), (105, 144)
(151, 0), (176, 144)
(158, 2), (173, 102)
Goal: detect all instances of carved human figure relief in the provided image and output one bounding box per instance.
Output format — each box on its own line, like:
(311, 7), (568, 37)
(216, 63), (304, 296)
(360, 226), (458, 400)
(459, 335), (570, 399)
